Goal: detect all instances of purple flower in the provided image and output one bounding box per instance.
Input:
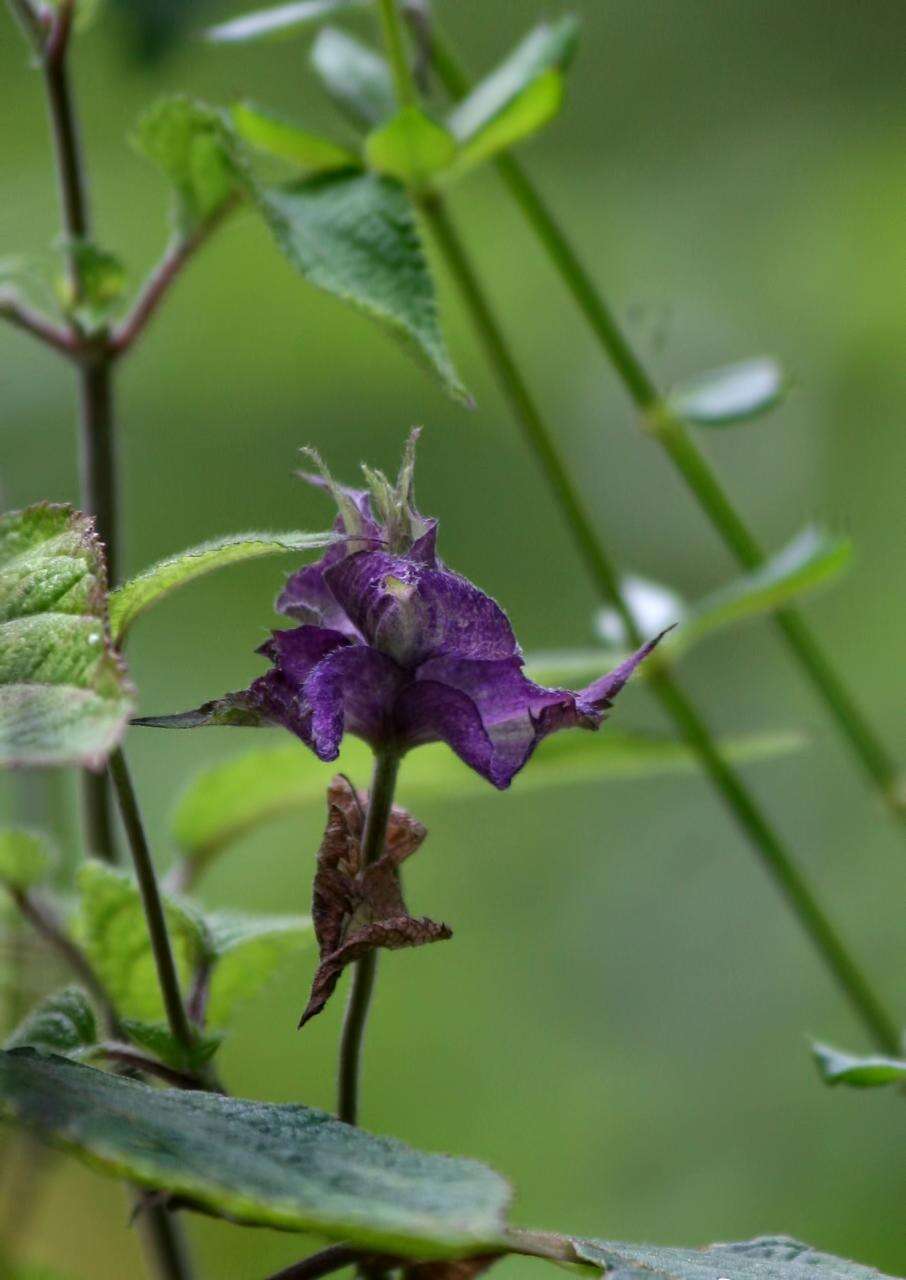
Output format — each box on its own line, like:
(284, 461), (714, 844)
(138, 435), (662, 789)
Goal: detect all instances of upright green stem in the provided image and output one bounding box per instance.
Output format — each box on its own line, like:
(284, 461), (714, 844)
(108, 748), (196, 1056)
(337, 750), (401, 1125)
(428, 27), (905, 827)
(376, 0), (417, 107)
(419, 192), (900, 1055)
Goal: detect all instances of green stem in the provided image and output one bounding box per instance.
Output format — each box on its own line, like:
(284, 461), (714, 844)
(108, 748), (196, 1057)
(420, 191), (900, 1055)
(337, 750), (401, 1125)
(376, 0), (417, 107)
(428, 26), (905, 826)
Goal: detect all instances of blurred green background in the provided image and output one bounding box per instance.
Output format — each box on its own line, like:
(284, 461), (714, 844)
(1, 0), (904, 1276)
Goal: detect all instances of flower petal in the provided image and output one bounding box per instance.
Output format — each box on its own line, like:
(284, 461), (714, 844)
(325, 552), (517, 666)
(304, 644), (406, 759)
(395, 679), (504, 785)
(580, 631), (667, 709)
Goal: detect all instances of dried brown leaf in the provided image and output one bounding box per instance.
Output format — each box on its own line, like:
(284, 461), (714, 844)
(299, 776), (450, 1027)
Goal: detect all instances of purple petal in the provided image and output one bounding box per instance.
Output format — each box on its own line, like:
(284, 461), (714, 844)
(259, 625), (352, 678)
(395, 679), (497, 783)
(304, 644), (406, 759)
(325, 553), (517, 666)
(580, 631), (667, 709)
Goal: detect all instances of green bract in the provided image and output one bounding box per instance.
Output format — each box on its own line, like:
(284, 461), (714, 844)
(0, 505), (134, 770)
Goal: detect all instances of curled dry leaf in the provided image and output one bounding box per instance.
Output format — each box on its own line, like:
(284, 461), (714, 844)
(299, 775), (452, 1026)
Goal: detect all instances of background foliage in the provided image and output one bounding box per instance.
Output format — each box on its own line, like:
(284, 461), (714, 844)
(0, 0), (904, 1276)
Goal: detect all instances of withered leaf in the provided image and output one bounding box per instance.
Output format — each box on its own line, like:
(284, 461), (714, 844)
(299, 776), (451, 1027)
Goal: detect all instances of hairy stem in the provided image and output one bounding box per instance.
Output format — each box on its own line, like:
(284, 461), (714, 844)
(428, 27), (905, 826)
(337, 751), (401, 1125)
(420, 192), (900, 1055)
(108, 749), (196, 1056)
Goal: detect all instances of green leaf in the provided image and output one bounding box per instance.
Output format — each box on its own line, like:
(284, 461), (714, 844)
(231, 102), (359, 172)
(310, 27), (396, 129)
(108, 529), (339, 646)
(446, 17), (579, 173)
(203, 911), (314, 1027)
(135, 97), (240, 235)
(669, 357), (787, 426)
(58, 241), (126, 334)
(0, 1051), (511, 1254)
(171, 728), (804, 871)
(813, 1041), (906, 1088)
(0, 504), (134, 770)
(252, 170), (469, 403)
(569, 1235), (899, 1279)
(0, 828), (53, 888)
(119, 1018), (222, 1072)
(365, 107), (457, 185)
(5, 987), (97, 1059)
(678, 526), (852, 654)
(206, 0), (366, 45)
(594, 528), (851, 661)
(76, 862), (206, 1026)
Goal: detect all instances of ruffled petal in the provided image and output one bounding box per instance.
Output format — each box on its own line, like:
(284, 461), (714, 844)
(394, 679), (497, 783)
(325, 552), (517, 667)
(303, 644), (406, 759)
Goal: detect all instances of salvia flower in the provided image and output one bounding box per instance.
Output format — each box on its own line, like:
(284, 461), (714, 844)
(139, 433), (663, 789)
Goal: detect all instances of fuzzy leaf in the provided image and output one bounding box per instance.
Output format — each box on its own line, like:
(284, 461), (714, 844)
(0, 1051), (511, 1254)
(0, 504), (134, 770)
(568, 1235), (899, 1279)
(169, 728), (804, 877)
(446, 17), (579, 170)
(365, 107), (457, 184)
(203, 911), (314, 1027)
(252, 170), (469, 402)
(76, 862), (206, 1026)
(206, 0), (366, 44)
(669, 357), (787, 426)
(0, 828), (53, 888)
(108, 530), (339, 646)
(232, 102), (359, 172)
(813, 1041), (906, 1088)
(310, 27), (396, 129)
(5, 987), (97, 1059)
(135, 97), (240, 234)
(119, 1018), (223, 1072)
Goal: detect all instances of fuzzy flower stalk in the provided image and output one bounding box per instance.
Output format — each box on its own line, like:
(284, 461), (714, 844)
(138, 432), (663, 789)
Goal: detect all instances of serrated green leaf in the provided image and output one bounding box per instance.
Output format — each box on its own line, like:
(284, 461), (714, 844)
(135, 97), (240, 235)
(206, 0), (366, 44)
(0, 505), (134, 770)
(171, 728), (804, 873)
(5, 987), (97, 1059)
(365, 107), (457, 185)
(669, 357), (787, 426)
(310, 27), (396, 129)
(120, 1018), (223, 1072)
(232, 102), (359, 172)
(0, 829), (53, 888)
(252, 170), (469, 403)
(569, 1235), (899, 1279)
(447, 17), (579, 153)
(76, 862), (206, 1026)
(813, 1041), (906, 1088)
(0, 1051), (511, 1254)
(108, 529), (339, 646)
(203, 912), (314, 1027)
